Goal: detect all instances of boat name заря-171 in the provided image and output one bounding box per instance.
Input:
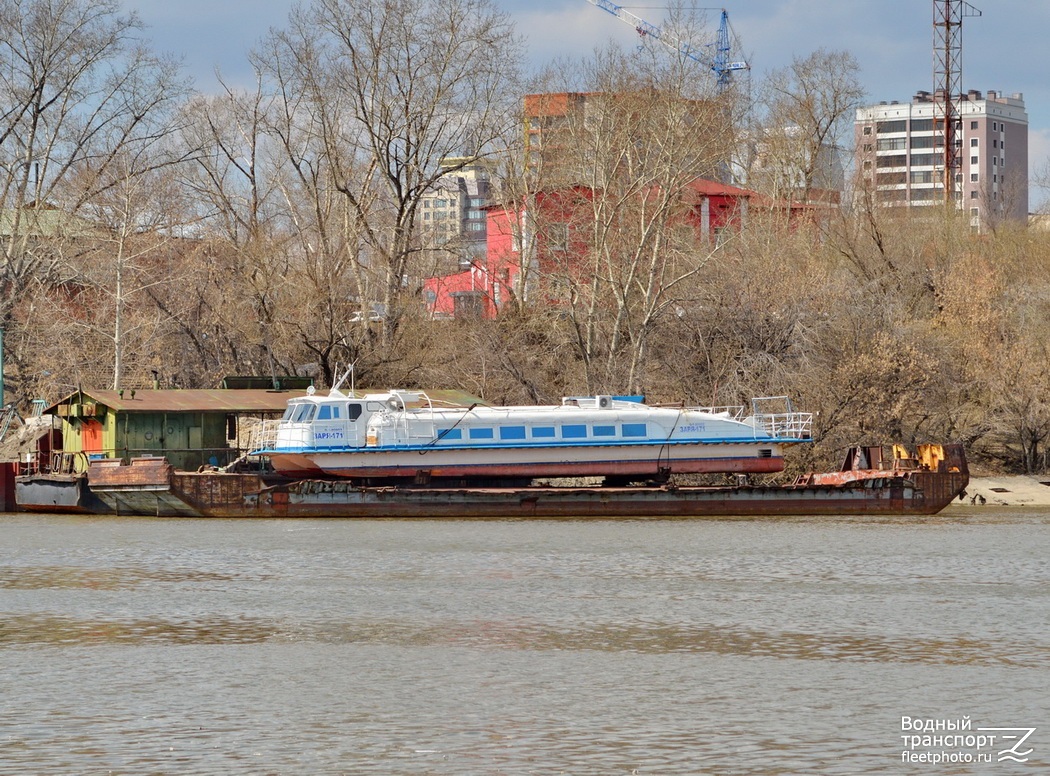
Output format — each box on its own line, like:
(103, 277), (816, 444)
(254, 387), (814, 483)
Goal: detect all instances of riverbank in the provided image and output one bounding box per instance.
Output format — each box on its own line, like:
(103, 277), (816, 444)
(947, 475), (1050, 507)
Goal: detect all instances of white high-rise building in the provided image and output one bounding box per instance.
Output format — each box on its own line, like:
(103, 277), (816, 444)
(855, 89), (1028, 229)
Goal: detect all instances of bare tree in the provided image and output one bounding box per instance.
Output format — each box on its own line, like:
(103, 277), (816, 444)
(257, 0), (524, 357)
(525, 42), (734, 394)
(749, 49), (863, 203)
(0, 0), (188, 398)
(176, 76), (302, 381)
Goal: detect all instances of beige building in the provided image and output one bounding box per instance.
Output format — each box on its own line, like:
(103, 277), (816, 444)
(855, 89), (1028, 229)
(419, 156), (497, 273)
(523, 91), (726, 187)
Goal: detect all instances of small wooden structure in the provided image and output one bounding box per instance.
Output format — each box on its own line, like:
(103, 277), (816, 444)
(44, 388), (311, 473)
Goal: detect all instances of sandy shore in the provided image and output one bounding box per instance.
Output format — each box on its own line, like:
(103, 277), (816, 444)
(946, 475), (1050, 507)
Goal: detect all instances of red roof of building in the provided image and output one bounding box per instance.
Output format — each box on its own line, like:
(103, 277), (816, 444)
(687, 179), (756, 198)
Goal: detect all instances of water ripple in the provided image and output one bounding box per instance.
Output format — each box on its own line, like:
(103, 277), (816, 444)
(1, 513), (1047, 775)
(2, 613), (1046, 667)
(0, 565), (246, 590)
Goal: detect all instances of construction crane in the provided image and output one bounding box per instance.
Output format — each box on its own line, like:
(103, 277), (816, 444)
(933, 0), (980, 205)
(585, 1), (748, 91)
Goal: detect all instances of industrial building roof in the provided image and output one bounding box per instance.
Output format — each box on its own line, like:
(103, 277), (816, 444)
(47, 388), (486, 414)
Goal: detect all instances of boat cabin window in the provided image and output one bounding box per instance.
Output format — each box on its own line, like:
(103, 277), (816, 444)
(562, 424), (587, 439)
(499, 426), (526, 440)
(531, 426), (556, 439)
(469, 427), (494, 440)
(593, 425), (616, 437)
(291, 403), (316, 423)
(312, 402), (364, 422)
(621, 423), (647, 437)
(438, 428), (462, 441)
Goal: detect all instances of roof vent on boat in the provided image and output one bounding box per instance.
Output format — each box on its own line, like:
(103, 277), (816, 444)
(597, 395), (612, 409)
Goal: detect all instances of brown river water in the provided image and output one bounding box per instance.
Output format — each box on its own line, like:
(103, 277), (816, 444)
(1, 509), (1047, 775)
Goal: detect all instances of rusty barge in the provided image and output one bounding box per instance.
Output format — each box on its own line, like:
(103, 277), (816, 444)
(69, 443), (967, 518)
(11, 387), (968, 517)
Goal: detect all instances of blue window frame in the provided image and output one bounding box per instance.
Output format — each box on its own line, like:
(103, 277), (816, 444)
(469, 427), (494, 440)
(438, 428), (462, 441)
(592, 425), (616, 437)
(622, 423), (647, 437)
(500, 426), (526, 440)
(317, 405), (341, 420)
(562, 424), (587, 439)
(532, 426), (556, 439)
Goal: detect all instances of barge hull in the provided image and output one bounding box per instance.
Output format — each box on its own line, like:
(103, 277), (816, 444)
(237, 478), (964, 518)
(20, 444), (969, 518)
(14, 473), (105, 514)
(89, 468), (966, 519)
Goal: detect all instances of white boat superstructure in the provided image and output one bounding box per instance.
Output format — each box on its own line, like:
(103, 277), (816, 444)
(254, 388), (813, 481)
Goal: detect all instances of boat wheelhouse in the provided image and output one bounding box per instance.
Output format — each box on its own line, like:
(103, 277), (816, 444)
(254, 388), (813, 483)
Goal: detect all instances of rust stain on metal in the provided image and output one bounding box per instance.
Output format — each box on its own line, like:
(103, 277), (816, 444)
(75, 442), (970, 519)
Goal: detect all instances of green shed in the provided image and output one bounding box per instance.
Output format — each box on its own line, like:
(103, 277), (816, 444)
(47, 389), (309, 472)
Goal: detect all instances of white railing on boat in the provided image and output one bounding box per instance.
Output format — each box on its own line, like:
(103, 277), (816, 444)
(388, 390), (437, 444)
(248, 419), (282, 453)
(748, 396), (813, 440)
(751, 411), (814, 439)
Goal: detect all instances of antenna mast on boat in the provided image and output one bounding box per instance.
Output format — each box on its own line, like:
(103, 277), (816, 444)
(332, 362), (357, 395)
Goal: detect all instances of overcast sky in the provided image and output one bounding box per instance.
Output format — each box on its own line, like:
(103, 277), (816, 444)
(123, 0), (1050, 205)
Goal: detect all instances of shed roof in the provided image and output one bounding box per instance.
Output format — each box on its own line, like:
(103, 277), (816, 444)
(47, 388), (485, 414)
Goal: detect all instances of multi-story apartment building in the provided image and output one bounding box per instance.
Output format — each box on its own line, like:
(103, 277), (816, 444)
(854, 89), (1028, 229)
(419, 156), (497, 273)
(524, 91), (726, 186)
(738, 125), (845, 204)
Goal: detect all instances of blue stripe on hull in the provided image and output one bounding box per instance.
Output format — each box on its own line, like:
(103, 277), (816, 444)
(262, 436), (799, 455)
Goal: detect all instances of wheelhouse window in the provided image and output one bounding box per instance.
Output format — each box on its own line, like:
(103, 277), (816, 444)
(291, 404), (316, 423)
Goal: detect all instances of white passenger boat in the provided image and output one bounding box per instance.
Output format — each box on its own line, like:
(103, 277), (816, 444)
(254, 384), (813, 482)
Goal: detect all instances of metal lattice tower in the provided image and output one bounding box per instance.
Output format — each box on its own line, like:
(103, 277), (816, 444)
(933, 0), (980, 205)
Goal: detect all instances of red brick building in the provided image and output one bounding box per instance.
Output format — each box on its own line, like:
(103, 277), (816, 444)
(423, 179), (806, 320)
